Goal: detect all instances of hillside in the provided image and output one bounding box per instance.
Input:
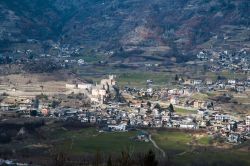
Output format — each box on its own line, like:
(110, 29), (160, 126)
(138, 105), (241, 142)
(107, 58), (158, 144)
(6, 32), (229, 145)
(0, 0), (249, 62)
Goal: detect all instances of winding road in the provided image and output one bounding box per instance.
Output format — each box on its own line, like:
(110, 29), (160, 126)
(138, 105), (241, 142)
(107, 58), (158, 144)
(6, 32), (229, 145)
(149, 134), (166, 158)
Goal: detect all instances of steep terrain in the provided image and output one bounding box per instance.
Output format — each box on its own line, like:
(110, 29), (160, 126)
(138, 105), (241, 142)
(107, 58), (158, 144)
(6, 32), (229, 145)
(0, 0), (249, 62)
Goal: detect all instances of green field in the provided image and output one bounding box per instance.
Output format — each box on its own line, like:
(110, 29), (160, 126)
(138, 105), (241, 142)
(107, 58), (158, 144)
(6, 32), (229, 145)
(49, 128), (154, 155)
(192, 93), (210, 100)
(152, 131), (192, 153)
(197, 136), (212, 145)
(151, 131), (210, 153)
(74, 60), (250, 89)
(175, 108), (196, 115)
(49, 128), (211, 155)
(117, 72), (173, 87)
(206, 71), (249, 80)
(151, 131), (250, 165)
(174, 151), (250, 166)
(41, 126), (250, 165)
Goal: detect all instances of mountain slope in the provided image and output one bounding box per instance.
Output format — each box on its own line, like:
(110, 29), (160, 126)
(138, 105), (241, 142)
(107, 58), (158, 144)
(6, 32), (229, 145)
(0, 0), (249, 62)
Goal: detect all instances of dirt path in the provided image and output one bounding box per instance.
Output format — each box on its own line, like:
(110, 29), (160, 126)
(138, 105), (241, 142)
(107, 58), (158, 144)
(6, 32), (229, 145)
(176, 151), (188, 156)
(149, 134), (166, 158)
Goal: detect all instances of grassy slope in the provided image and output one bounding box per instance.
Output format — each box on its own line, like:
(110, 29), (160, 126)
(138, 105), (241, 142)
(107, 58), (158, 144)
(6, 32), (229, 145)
(151, 130), (250, 165)
(40, 126), (250, 165)
(117, 72), (172, 87)
(152, 131), (192, 153)
(49, 128), (153, 155)
(175, 108), (197, 115)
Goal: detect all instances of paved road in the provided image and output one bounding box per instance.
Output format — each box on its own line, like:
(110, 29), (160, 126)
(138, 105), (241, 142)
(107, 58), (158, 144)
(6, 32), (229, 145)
(149, 134), (166, 158)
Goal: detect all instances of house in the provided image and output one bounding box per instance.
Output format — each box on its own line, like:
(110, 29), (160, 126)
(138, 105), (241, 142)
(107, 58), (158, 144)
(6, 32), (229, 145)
(147, 80), (153, 84)
(135, 132), (149, 142)
(215, 114), (230, 122)
(168, 89), (179, 95)
(78, 83), (92, 90)
(199, 120), (208, 128)
(206, 79), (213, 85)
(66, 83), (76, 89)
(236, 81), (245, 86)
(89, 116), (96, 123)
(193, 100), (206, 109)
(183, 89), (192, 96)
(19, 103), (32, 111)
(78, 59), (85, 65)
(179, 122), (198, 129)
(154, 118), (162, 127)
(246, 116), (250, 126)
(236, 86), (245, 93)
(170, 96), (179, 105)
(143, 120), (150, 126)
(228, 133), (241, 143)
(197, 51), (208, 60)
(152, 109), (160, 117)
(147, 88), (153, 95)
(228, 79), (236, 85)
(108, 123), (127, 131)
(225, 85), (235, 90)
(41, 108), (50, 116)
(184, 79), (193, 85)
(193, 80), (202, 85)
(0, 103), (10, 111)
(218, 83), (225, 89)
(80, 117), (89, 123)
(197, 109), (208, 117)
(227, 121), (237, 131)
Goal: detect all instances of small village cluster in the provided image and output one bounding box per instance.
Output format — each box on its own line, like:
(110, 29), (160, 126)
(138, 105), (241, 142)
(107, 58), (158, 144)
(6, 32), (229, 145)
(0, 75), (249, 145)
(197, 49), (250, 72)
(124, 76), (250, 110)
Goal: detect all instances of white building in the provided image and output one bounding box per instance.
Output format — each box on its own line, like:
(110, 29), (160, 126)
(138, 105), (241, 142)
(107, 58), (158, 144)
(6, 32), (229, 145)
(78, 59), (85, 65)
(197, 109), (208, 117)
(108, 123), (127, 131)
(66, 83), (76, 89)
(228, 79), (236, 85)
(179, 122), (197, 129)
(206, 79), (213, 85)
(246, 116), (250, 126)
(215, 114), (230, 121)
(78, 83), (92, 90)
(193, 80), (202, 85)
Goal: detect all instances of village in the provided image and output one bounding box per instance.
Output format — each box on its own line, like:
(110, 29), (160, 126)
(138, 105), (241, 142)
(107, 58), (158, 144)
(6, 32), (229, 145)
(1, 0), (250, 165)
(197, 49), (250, 73)
(0, 73), (249, 146)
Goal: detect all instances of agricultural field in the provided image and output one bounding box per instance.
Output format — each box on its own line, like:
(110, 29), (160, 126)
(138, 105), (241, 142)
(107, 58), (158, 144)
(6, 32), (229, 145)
(77, 65), (175, 88)
(49, 127), (154, 155)
(151, 131), (210, 153)
(46, 127), (212, 156)
(174, 108), (197, 115)
(48, 127), (250, 165)
(117, 72), (173, 88)
(151, 130), (250, 165)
